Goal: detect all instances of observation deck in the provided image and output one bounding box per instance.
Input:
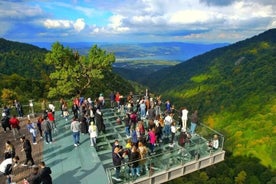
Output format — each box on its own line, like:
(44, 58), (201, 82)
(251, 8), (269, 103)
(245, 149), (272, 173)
(100, 108), (225, 184)
(16, 98), (224, 184)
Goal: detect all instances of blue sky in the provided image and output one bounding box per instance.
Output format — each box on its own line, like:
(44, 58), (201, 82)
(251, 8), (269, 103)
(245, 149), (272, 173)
(0, 0), (275, 44)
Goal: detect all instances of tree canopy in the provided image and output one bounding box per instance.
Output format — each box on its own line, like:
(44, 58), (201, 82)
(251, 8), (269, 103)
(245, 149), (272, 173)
(45, 42), (115, 98)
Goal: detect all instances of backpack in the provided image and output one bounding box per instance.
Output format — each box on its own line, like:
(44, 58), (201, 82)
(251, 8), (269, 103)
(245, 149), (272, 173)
(4, 164), (12, 175)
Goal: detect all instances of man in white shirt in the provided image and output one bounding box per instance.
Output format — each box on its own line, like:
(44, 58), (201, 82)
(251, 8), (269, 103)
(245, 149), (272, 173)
(164, 113), (173, 138)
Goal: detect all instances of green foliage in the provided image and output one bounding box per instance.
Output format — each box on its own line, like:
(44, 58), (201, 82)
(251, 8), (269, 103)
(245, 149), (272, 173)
(147, 29), (276, 170)
(235, 170), (247, 184)
(0, 38), (141, 104)
(0, 38), (51, 104)
(172, 153), (276, 184)
(45, 43), (116, 98)
(0, 38), (49, 78)
(1, 88), (18, 105)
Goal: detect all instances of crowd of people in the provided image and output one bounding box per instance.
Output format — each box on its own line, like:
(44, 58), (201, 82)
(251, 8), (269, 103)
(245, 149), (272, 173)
(0, 91), (220, 183)
(0, 100), (54, 184)
(0, 136), (52, 184)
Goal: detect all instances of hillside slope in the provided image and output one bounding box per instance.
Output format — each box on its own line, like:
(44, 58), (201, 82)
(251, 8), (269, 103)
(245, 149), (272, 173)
(0, 38), (49, 78)
(0, 38), (141, 102)
(144, 29), (276, 168)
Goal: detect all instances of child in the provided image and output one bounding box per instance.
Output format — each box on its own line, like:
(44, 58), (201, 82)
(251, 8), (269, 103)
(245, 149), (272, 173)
(88, 121), (98, 147)
(125, 139), (132, 149)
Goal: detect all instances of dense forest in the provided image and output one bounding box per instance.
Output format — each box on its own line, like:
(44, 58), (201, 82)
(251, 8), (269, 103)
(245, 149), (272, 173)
(0, 29), (276, 183)
(144, 29), (276, 183)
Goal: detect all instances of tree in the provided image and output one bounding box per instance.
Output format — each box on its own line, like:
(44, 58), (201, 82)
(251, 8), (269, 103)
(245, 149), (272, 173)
(235, 170), (247, 184)
(45, 43), (115, 98)
(1, 88), (18, 105)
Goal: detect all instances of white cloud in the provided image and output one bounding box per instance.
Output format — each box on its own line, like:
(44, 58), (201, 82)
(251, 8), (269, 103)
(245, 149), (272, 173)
(169, 10), (212, 24)
(73, 18), (86, 32)
(44, 19), (71, 29)
(107, 15), (130, 33)
(0, 0), (275, 43)
(43, 18), (85, 32)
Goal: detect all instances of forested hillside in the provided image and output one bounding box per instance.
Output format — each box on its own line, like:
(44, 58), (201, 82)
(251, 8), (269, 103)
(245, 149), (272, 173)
(144, 29), (276, 171)
(0, 38), (50, 78)
(0, 39), (139, 104)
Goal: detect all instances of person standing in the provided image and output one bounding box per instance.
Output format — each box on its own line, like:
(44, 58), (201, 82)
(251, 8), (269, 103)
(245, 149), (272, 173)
(112, 147), (126, 182)
(88, 121), (98, 147)
(3, 105), (10, 117)
(41, 118), (53, 144)
(26, 119), (37, 145)
(94, 108), (105, 134)
(47, 110), (57, 133)
(148, 127), (157, 154)
(181, 107), (189, 132)
(165, 100), (171, 113)
(71, 103), (79, 119)
(20, 136), (35, 167)
(14, 100), (24, 118)
(138, 141), (148, 173)
(123, 113), (131, 138)
(36, 116), (43, 139)
(71, 117), (81, 147)
(190, 110), (198, 135)
(129, 145), (141, 177)
(139, 100), (146, 119)
(164, 113), (173, 138)
(169, 122), (177, 147)
(1, 113), (11, 133)
(9, 115), (21, 140)
(39, 161), (52, 184)
(80, 113), (89, 134)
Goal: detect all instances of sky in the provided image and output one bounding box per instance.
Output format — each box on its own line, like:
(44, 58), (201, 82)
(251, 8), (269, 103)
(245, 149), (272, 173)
(0, 0), (275, 44)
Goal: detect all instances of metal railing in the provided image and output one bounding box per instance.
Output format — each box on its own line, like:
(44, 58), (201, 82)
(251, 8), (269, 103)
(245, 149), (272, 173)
(104, 118), (225, 184)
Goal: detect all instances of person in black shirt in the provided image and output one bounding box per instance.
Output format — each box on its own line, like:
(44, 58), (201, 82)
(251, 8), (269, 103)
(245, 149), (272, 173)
(39, 161), (52, 184)
(25, 166), (41, 184)
(20, 136), (35, 166)
(112, 147), (127, 182)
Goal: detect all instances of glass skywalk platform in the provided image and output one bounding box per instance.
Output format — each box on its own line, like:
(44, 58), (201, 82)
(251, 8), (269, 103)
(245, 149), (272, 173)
(98, 108), (225, 184)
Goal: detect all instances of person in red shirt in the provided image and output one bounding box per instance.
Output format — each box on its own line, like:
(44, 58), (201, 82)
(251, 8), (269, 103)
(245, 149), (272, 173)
(9, 115), (21, 140)
(47, 110), (57, 132)
(115, 92), (120, 108)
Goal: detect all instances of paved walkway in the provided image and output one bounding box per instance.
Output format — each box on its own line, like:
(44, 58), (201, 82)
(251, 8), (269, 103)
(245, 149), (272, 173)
(43, 113), (108, 184)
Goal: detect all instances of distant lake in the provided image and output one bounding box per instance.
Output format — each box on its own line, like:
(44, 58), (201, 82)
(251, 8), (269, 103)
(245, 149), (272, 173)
(115, 53), (188, 62)
(31, 41), (229, 62)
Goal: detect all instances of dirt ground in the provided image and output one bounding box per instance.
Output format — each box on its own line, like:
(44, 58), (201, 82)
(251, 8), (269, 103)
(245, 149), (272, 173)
(0, 116), (43, 184)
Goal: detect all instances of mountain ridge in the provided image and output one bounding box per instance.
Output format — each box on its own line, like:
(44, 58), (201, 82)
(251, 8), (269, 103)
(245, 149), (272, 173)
(142, 28), (276, 169)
